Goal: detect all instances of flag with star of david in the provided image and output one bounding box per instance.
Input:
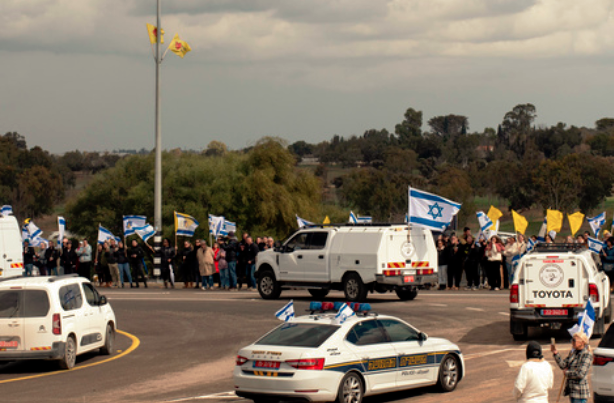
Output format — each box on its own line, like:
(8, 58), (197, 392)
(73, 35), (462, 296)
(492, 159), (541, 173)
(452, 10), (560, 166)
(408, 187), (462, 231)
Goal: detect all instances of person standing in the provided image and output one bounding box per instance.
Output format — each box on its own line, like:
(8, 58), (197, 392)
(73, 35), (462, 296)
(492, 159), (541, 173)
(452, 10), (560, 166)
(601, 237), (614, 293)
(76, 239), (92, 280)
(106, 240), (120, 288)
(197, 240), (215, 290)
(61, 240), (77, 275)
(216, 238), (229, 290)
(128, 239), (148, 288)
(503, 237), (519, 289)
(447, 235), (463, 290)
(192, 239), (202, 289)
(436, 238), (448, 290)
(513, 341), (553, 402)
(116, 241), (133, 288)
(23, 240), (36, 276)
(246, 236), (259, 291)
(161, 238), (176, 289)
(236, 243), (248, 290)
(212, 240), (221, 289)
(180, 240), (196, 289)
(45, 242), (59, 276)
(485, 236), (504, 291)
(551, 332), (593, 403)
(225, 232), (239, 290)
(464, 235), (481, 290)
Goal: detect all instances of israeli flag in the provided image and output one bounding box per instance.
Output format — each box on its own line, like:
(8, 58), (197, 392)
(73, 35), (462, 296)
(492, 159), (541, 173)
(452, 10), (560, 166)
(526, 238), (537, 253)
(333, 303), (356, 325)
(123, 215), (147, 236)
(58, 216), (66, 247)
(134, 224), (155, 242)
(297, 215), (314, 228)
(222, 220), (237, 236)
(568, 300), (596, 339)
(587, 237), (606, 254)
(1, 205), (13, 216)
(408, 187), (461, 231)
(26, 219), (43, 240)
(275, 300), (295, 322)
(208, 214), (225, 238)
(404, 213), (409, 223)
(175, 212), (199, 237)
(21, 224), (29, 241)
(348, 211), (372, 224)
(29, 236), (48, 247)
(476, 211), (493, 232)
(588, 212), (606, 237)
(98, 225), (119, 244)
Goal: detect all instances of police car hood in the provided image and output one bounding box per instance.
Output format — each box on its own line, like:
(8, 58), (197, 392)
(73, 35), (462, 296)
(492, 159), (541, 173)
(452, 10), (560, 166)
(424, 337), (460, 352)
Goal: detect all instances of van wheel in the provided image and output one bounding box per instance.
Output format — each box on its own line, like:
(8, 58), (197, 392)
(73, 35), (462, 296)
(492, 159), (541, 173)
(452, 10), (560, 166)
(396, 288), (418, 301)
(343, 273), (368, 302)
(308, 289), (330, 299)
(100, 324), (115, 355)
(258, 271), (282, 300)
(337, 372), (363, 403)
(437, 354), (460, 392)
(58, 336), (77, 370)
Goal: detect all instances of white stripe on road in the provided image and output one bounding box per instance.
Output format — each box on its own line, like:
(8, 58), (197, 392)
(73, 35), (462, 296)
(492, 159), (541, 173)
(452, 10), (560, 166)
(499, 312), (510, 316)
(167, 391), (242, 401)
(466, 307), (484, 312)
(464, 348), (525, 360)
(428, 303), (448, 307)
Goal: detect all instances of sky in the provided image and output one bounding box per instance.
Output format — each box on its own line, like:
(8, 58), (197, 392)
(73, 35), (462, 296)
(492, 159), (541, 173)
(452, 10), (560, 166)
(2, 0), (614, 154)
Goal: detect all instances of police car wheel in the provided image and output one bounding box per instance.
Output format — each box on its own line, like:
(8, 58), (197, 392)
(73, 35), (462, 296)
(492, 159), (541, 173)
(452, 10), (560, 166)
(343, 273), (367, 302)
(100, 324), (115, 355)
(437, 354), (459, 392)
(58, 335), (77, 370)
(337, 372), (363, 403)
(258, 271), (282, 300)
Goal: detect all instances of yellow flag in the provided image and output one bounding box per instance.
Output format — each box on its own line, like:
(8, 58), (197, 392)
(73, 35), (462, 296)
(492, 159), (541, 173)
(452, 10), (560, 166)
(511, 210), (528, 234)
(567, 212), (585, 236)
(168, 34), (191, 58)
(547, 209), (564, 233)
(146, 23), (165, 44)
(323, 216), (330, 224)
(487, 206), (503, 230)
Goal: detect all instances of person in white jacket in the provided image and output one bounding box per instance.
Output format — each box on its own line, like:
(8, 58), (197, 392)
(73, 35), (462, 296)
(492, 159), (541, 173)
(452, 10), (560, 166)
(513, 341), (553, 403)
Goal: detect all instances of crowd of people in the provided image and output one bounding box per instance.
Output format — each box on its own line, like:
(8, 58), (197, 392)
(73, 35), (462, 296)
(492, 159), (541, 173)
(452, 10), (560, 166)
(436, 227), (614, 292)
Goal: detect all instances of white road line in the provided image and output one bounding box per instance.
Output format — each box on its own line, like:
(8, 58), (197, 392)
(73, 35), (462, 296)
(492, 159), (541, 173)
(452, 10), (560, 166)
(108, 298), (260, 302)
(167, 391), (242, 401)
(466, 307), (485, 312)
(499, 312), (510, 316)
(464, 348), (525, 360)
(428, 303), (448, 307)
(104, 292), (171, 295)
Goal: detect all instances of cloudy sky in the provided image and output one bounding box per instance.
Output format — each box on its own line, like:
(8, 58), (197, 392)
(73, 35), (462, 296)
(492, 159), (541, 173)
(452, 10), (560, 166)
(2, 0), (614, 154)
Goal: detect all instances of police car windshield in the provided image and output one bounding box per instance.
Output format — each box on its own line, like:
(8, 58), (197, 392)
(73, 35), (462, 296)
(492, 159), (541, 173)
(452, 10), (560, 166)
(256, 323), (339, 348)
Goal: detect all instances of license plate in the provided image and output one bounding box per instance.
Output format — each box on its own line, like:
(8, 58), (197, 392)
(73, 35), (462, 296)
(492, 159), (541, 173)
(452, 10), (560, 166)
(404, 276), (415, 283)
(0, 341), (18, 348)
(254, 360), (280, 369)
(541, 309), (568, 316)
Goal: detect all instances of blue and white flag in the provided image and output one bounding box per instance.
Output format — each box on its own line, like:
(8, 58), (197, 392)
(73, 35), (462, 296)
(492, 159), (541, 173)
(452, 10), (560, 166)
(134, 224), (155, 242)
(208, 214), (225, 238)
(587, 237), (606, 254)
(21, 224), (29, 241)
(175, 211), (199, 237)
(123, 215), (147, 237)
(408, 187), (461, 231)
(568, 300), (596, 339)
(333, 303), (356, 325)
(476, 211), (493, 233)
(29, 236), (49, 247)
(58, 216), (66, 247)
(537, 217), (547, 242)
(297, 215), (314, 228)
(1, 205), (13, 216)
(98, 225), (120, 244)
(275, 300), (295, 322)
(526, 238), (537, 253)
(223, 220), (237, 236)
(588, 212), (606, 238)
(25, 219), (42, 240)
(348, 211), (372, 224)
(404, 213), (409, 223)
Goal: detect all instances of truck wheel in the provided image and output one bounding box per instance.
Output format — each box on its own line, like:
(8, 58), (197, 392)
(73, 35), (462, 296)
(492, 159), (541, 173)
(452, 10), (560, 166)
(308, 289), (330, 299)
(511, 321), (528, 341)
(395, 288), (418, 301)
(258, 271), (282, 300)
(343, 273), (368, 302)
(593, 315), (605, 338)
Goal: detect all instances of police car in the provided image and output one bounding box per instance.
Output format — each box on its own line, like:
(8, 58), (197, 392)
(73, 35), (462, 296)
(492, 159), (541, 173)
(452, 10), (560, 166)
(233, 302), (464, 403)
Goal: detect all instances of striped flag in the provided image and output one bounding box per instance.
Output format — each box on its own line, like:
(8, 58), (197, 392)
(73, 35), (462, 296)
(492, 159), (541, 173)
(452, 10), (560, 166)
(1, 205), (13, 216)
(123, 215), (147, 237)
(275, 300), (295, 322)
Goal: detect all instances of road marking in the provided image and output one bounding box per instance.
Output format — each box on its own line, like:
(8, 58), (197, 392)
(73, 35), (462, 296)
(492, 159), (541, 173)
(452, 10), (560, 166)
(0, 329), (140, 384)
(506, 360), (525, 368)
(466, 307), (484, 312)
(167, 391), (241, 401)
(464, 347), (525, 360)
(108, 298), (261, 302)
(428, 303), (448, 307)
(499, 312), (510, 316)
(104, 292), (171, 295)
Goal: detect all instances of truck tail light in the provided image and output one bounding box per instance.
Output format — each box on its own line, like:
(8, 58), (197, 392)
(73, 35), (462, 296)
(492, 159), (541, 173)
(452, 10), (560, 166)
(236, 355), (248, 366)
(417, 269), (433, 275)
(383, 270), (401, 276)
(286, 358), (325, 370)
(52, 313), (61, 335)
(589, 284), (599, 303)
(510, 285), (519, 303)
(594, 355), (614, 366)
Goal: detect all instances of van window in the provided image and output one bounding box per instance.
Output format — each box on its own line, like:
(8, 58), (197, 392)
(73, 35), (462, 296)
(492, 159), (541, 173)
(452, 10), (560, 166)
(82, 283), (99, 306)
(0, 291), (20, 318)
(0, 290), (50, 318)
(59, 284), (83, 311)
(23, 290), (50, 317)
(308, 233), (328, 250)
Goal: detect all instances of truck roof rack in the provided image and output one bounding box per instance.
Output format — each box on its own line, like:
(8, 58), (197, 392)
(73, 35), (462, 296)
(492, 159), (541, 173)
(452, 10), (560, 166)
(0, 275), (23, 283)
(531, 243), (587, 253)
(48, 273), (79, 282)
(302, 223), (406, 228)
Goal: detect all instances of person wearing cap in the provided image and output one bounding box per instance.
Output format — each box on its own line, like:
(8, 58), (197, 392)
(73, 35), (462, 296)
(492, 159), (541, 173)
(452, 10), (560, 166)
(551, 332), (593, 403)
(513, 341), (553, 402)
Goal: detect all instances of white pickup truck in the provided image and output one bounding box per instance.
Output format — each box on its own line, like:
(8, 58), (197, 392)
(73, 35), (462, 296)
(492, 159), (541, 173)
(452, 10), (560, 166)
(510, 243), (612, 340)
(255, 224), (438, 302)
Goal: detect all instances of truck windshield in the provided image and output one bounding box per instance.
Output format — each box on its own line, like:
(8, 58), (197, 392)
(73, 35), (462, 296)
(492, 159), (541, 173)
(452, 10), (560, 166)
(256, 323), (339, 348)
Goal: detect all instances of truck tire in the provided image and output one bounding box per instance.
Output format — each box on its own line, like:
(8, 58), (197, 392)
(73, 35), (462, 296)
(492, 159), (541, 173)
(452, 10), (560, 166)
(258, 271), (282, 300)
(511, 319), (528, 341)
(343, 273), (368, 302)
(605, 299), (612, 324)
(395, 288), (418, 301)
(308, 289), (330, 299)
(593, 315), (605, 338)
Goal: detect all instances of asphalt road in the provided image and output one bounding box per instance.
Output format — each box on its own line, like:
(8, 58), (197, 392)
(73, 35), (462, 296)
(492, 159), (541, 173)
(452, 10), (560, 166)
(0, 286), (607, 403)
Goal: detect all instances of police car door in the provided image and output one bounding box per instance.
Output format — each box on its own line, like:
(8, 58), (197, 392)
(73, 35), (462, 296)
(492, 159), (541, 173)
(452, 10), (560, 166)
(278, 233), (309, 281)
(378, 319), (436, 386)
(345, 319), (397, 392)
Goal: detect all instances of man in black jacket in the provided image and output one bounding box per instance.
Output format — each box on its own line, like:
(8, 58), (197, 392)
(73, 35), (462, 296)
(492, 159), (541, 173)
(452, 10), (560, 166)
(128, 239), (147, 288)
(246, 236), (259, 291)
(225, 232), (239, 290)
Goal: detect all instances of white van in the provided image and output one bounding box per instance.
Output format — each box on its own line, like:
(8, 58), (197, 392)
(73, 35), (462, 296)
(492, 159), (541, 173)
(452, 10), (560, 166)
(0, 214), (24, 278)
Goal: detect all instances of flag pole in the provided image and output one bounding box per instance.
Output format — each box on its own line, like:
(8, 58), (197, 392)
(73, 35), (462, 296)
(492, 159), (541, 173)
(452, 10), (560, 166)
(153, 0), (163, 281)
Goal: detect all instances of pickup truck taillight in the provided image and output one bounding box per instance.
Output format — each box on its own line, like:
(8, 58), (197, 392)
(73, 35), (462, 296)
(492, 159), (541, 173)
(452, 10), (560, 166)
(236, 356), (248, 366)
(589, 284), (599, 303)
(52, 313), (61, 335)
(510, 284), (519, 303)
(286, 358), (325, 370)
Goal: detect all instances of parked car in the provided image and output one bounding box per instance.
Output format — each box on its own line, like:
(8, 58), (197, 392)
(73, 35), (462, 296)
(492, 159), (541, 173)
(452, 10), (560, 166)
(593, 322), (614, 402)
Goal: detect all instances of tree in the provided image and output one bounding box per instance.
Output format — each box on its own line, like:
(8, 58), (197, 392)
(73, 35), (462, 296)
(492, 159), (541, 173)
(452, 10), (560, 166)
(500, 103), (537, 157)
(427, 115), (469, 138)
(533, 159), (582, 212)
(204, 141), (228, 157)
(430, 166), (475, 226)
(596, 118), (614, 132)
(395, 108), (423, 148)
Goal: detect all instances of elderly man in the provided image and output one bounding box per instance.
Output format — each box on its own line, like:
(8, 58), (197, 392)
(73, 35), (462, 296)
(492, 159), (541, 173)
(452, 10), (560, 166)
(551, 332), (593, 403)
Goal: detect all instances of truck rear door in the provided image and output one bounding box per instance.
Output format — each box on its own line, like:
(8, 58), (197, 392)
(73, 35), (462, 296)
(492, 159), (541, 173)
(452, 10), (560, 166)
(0, 288), (25, 355)
(0, 218), (24, 278)
(523, 256), (584, 310)
(385, 229), (434, 282)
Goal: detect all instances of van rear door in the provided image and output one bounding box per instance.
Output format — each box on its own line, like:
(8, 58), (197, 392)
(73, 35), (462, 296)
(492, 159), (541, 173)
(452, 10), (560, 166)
(523, 256), (583, 309)
(21, 288), (52, 351)
(0, 289), (26, 355)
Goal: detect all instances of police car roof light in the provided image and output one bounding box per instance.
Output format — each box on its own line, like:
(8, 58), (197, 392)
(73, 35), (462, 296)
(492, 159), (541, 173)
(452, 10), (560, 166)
(309, 301), (322, 311)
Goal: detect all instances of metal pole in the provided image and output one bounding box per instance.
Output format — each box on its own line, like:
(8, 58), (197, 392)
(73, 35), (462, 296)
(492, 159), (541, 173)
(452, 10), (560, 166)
(153, 0), (162, 278)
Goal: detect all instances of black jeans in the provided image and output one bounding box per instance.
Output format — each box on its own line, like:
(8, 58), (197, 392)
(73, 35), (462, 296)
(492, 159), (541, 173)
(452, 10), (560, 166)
(487, 260), (501, 289)
(465, 260), (479, 287)
(448, 262), (462, 288)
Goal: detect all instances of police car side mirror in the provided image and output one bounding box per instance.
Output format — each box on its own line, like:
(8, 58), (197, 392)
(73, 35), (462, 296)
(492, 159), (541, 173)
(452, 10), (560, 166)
(98, 295), (108, 306)
(418, 332), (428, 342)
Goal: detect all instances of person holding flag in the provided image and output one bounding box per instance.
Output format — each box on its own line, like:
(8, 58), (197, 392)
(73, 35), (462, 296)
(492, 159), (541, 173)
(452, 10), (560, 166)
(551, 332), (592, 403)
(128, 239), (148, 288)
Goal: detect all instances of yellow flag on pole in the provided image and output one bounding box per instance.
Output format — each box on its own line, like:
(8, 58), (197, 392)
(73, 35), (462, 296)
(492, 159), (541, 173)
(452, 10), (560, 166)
(487, 206), (503, 230)
(511, 210), (528, 234)
(168, 34), (191, 58)
(546, 209), (564, 233)
(146, 23), (164, 44)
(567, 212), (585, 236)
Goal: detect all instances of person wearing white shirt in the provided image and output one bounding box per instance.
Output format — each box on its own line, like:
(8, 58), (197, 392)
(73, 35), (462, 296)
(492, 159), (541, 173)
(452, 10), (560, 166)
(513, 341), (553, 403)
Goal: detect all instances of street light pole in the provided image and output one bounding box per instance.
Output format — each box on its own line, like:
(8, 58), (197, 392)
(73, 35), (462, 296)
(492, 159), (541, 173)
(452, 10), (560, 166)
(153, 0), (162, 277)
